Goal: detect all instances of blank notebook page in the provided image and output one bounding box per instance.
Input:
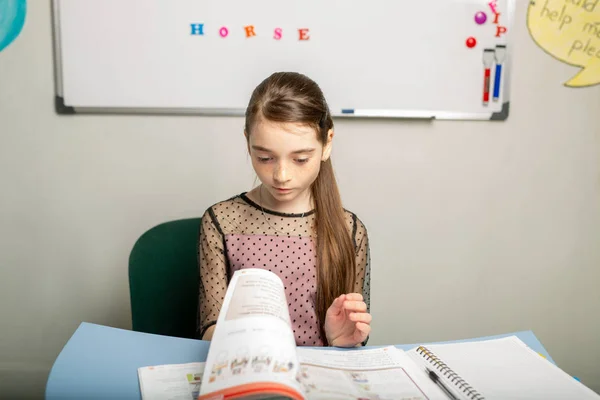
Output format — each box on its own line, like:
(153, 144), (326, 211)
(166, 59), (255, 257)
(417, 336), (600, 400)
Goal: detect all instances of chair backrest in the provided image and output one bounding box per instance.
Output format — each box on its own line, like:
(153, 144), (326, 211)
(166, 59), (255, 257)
(128, 218), (201, 339)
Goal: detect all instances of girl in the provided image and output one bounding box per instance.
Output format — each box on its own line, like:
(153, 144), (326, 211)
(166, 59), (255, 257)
(197, 72), (371, 348)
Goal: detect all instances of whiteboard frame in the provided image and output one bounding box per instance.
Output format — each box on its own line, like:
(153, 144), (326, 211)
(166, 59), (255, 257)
(51, 0), (515, 121)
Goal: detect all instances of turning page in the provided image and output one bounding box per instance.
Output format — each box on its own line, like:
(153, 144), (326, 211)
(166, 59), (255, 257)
(408, 336), (600, 400)
(199, 268), (303, 400)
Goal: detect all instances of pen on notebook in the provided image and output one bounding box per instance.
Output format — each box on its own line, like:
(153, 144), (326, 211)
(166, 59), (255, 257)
(426, 368), (459, 400)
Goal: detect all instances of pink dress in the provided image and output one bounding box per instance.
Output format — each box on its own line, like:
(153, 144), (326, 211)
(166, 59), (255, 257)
(197, 193), (371, 346)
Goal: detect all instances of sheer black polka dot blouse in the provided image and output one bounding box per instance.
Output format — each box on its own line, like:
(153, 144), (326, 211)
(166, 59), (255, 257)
(196, 193), (371, 346)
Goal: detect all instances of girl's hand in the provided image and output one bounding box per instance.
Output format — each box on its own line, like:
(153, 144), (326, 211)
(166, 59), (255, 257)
(324, 293), (371, 347)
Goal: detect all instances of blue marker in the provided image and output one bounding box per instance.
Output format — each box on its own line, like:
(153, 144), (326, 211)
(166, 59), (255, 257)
(341, 109), (354, 114)
(493, 45), (506, 102)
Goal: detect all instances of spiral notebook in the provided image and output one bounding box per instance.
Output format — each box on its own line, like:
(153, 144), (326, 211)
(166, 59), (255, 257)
(405, 336), (600, 400)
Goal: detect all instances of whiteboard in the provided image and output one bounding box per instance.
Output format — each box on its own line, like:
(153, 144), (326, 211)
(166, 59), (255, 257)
(52, 0), (516, 120)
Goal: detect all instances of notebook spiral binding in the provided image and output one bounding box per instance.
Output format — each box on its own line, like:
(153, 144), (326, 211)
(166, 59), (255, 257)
(416, 346), (485, 400)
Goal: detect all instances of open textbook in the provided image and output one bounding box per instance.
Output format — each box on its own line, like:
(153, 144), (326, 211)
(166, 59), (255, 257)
(138, 362), (205, 400)
(140, 268), (600, 400)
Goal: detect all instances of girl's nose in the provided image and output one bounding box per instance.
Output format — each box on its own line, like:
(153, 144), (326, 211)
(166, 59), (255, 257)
(273, 163), (291, 184)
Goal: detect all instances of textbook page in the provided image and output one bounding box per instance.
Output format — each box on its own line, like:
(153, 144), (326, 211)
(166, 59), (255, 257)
(296, 346), (449, 400)
(408, 336), (600, 400)
(138, 362), (204, 400)
(199, 268), (303, 400)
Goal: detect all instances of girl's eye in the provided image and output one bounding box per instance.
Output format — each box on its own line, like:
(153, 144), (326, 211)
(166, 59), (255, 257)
(257, 157), (272, 163)
(295, 158), (309, 164)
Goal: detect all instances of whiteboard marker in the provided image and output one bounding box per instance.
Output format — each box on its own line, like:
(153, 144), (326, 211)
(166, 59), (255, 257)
(493, 45), (506, 102)
(482, 49), (495, 106)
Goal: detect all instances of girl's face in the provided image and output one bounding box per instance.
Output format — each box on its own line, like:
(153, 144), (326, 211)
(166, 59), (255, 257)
(247, 118), (332, 207)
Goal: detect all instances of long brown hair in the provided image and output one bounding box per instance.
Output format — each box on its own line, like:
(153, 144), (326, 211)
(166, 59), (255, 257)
(244, 72), (356, 344)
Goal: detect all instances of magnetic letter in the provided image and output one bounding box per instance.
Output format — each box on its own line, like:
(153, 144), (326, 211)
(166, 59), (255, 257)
(493, 12), (501, 24)
(298, 28), (310, 41)
(495, 26), (507, 37)
(244, 25), (257, 38)
(274, 28), (283, 40)
(219, 26), (229, 38)
(190, 23), (204, 35)
(488, 0), (498, 15)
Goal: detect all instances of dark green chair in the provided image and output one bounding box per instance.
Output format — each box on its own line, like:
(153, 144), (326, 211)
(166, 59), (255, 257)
(128, 217), (201, 339)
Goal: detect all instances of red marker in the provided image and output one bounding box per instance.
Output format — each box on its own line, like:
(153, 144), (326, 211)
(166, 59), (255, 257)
(482, 49), (495, 106)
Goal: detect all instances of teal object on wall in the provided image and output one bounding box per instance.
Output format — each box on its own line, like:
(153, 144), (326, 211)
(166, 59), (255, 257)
(0, 0), (26, 52)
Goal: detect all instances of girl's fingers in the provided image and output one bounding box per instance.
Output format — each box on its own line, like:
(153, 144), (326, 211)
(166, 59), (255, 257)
(328, 294), (346, 314)
(355, 322), (371, 336)
(344, 293), (363, 301)
(334, 294), (346, 306)
(343, 300), (367, 312)
(349, 312), (372, 324)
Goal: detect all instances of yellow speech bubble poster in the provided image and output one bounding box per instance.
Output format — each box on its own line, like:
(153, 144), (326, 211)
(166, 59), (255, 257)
(527, 0), (600, 87)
